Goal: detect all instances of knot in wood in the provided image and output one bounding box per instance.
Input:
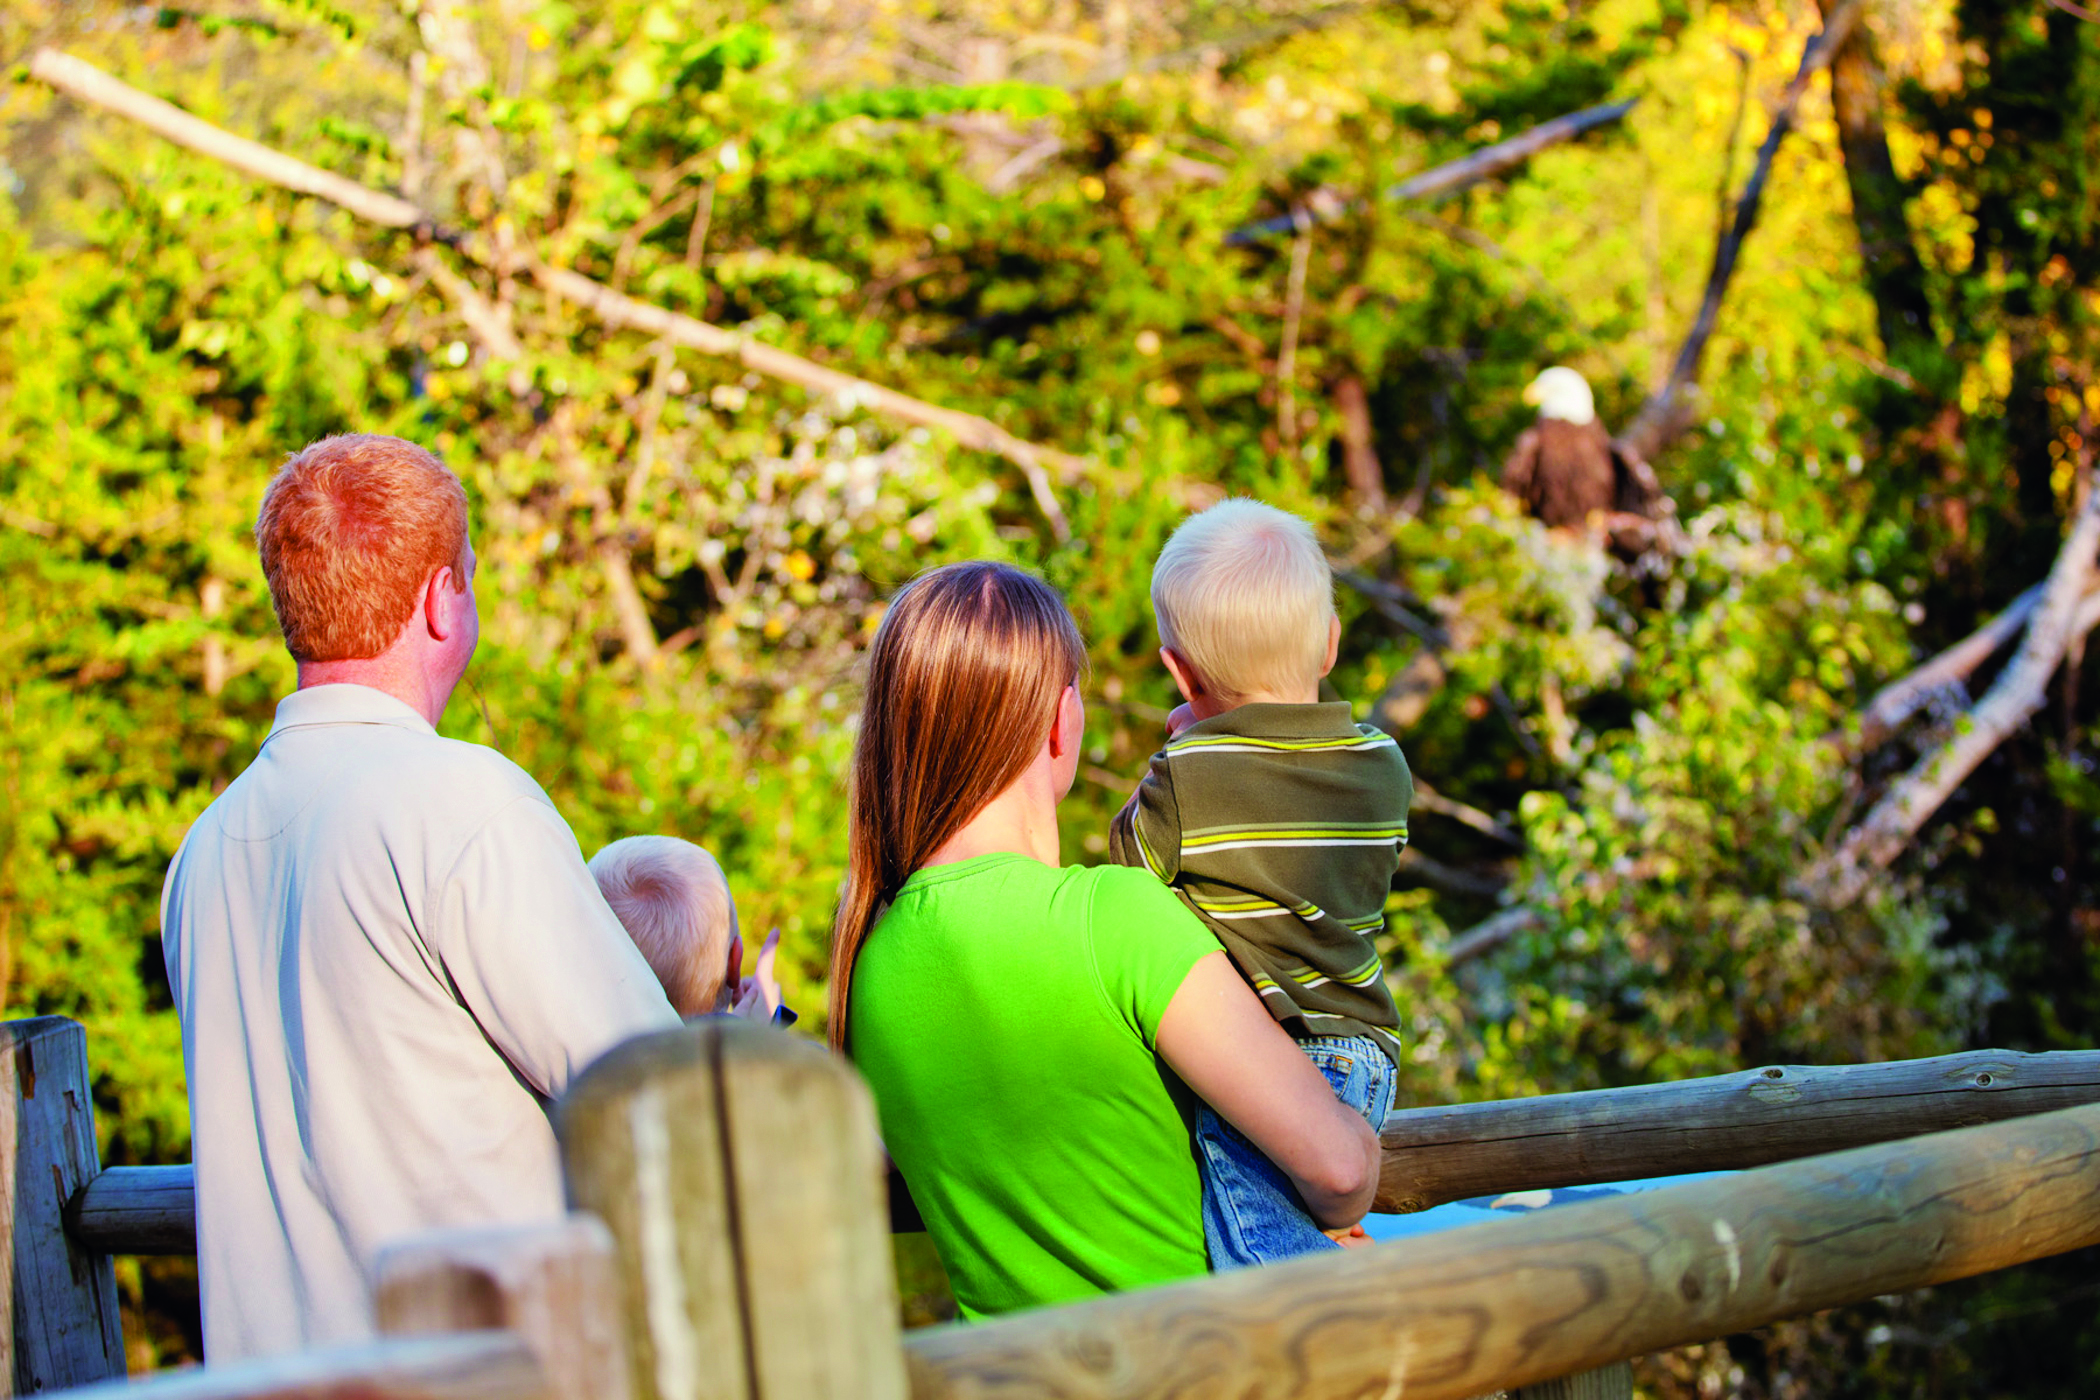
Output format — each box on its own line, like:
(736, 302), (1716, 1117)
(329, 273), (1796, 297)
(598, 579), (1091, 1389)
(1760, 1067), (1785, 1080)
(1678, 1271), (1704, 1302)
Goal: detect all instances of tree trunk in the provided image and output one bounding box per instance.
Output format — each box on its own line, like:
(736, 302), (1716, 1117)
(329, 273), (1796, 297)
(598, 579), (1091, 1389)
(1816, 0), (1938, 382)
(1333, 375), (1386, 510)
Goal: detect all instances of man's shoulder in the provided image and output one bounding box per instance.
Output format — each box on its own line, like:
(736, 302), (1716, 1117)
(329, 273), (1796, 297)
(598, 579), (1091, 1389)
(353, 728), (552, 811)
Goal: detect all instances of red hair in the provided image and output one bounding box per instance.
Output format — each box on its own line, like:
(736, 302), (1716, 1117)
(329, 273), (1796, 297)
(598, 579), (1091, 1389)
(255, 434), (469, 663)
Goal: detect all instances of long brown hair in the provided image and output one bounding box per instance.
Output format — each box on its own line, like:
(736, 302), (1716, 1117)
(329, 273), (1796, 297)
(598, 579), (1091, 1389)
(828, 561), (1088, 1051)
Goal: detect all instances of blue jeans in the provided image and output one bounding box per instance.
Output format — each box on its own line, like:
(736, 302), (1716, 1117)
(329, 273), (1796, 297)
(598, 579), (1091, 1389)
(1197, 1033), (1396, 1269)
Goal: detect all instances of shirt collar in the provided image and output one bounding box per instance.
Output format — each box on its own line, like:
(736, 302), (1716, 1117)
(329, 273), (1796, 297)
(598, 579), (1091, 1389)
(1175, 700), (1363, 741)
(267, 683), (437, 739)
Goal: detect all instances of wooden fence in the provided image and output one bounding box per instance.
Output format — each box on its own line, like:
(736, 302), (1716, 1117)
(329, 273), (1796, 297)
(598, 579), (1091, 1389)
(11, 1016), (2100, 1400)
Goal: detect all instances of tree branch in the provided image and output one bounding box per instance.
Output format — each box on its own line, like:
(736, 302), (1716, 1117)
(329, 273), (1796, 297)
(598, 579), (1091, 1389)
(1226, 98), (1638, 246)
(1617, 1), (1861, 463)
(1446, 906), (1541, 967)
(26, 47), (1080, 541)
(1412, 780), (1524, 849)
(1807, 478), (2100, 908)
(1395, 846), (1510, 901)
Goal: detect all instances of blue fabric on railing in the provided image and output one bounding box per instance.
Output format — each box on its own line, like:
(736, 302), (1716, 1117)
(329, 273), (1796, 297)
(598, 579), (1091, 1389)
(1364, 1172), (1734, 1243)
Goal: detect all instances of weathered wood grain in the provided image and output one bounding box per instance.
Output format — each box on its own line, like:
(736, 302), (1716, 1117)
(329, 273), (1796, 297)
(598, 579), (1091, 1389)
(375, 1214), (628, 1400)
(65, 1164), (194, 1254)
(1378, 1048), (2100, 1212)
(558, 1020), (906, 1400)
(47, 1332), (546, 1400)
(907, 1102), (2100, 1400)
(0, 1017), (125, 1393)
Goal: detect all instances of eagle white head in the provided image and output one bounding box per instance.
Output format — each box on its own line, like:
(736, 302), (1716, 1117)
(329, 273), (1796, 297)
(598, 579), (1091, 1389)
(1523, 366), (1596, 426)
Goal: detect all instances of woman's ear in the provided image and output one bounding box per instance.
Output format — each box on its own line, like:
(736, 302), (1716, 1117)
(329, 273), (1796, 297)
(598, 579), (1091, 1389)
(1320, 614), (1341, 677)
(1047, 683), (1082, 759)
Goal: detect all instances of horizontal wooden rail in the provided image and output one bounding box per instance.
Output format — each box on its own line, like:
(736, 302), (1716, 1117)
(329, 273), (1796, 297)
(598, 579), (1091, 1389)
(1376, 1047), (2100, 1212)
(907, 1101), (2100, 1400)
(66, 1050), (2100, 1255)
(50, 1332), (546, 1400)
(66, 1163), (193, 1254)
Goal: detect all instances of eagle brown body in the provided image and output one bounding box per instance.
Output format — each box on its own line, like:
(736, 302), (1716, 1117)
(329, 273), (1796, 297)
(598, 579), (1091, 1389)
(1502, 418), (1661, 529)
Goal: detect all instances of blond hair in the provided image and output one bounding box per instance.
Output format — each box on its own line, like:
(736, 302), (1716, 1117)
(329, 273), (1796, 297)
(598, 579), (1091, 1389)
(590, 837), (737, 1018)
(1151, 499), (1335, 703)
(829, 561), (1088, 1052)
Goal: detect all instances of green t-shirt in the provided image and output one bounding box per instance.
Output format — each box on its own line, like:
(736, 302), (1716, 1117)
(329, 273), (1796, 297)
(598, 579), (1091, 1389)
(848, 851), (1218, 1318)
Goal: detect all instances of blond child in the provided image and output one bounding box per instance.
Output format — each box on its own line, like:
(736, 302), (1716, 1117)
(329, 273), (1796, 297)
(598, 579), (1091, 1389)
(589, 836), (785, 1023)
(1109, 498), (1412, 1267)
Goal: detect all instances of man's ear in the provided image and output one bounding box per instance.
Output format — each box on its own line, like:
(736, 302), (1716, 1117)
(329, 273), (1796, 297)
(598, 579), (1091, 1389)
(1047, 683), (1080, 759)
(1320, 614), (1341, 677)
(1160, 647), (1205, 705)
(423, 567), (461, 642)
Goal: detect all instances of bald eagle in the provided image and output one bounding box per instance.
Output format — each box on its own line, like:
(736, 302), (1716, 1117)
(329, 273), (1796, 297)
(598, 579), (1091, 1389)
(1501, 367), (1663, 532)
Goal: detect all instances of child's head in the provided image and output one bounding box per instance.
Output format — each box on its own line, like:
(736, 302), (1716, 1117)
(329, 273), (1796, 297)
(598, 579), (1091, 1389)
(589, 836), (738, 1018)
(1151, 499), (1338, 707)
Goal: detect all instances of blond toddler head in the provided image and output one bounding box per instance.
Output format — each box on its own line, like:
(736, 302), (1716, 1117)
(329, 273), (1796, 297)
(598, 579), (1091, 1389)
(1151, 499), (1339, 707)
(589, 836), (738, 1018)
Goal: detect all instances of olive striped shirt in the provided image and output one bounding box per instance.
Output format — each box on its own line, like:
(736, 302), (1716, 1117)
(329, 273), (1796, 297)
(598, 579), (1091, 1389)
(1108, 701), (1410, 1063)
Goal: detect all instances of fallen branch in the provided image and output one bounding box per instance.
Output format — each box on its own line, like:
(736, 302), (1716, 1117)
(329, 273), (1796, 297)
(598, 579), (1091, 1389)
(1849, 575), (2100, 754)
(1333, 569), (1451, 648)
(1412, 781), (1524, 849)
(1618, 1), (1861, 463)
(1225, 98), (1638, 246)
(27, 47), (1079, 541)
(1855, 582), (2042, 752)
(1446, 906), (1542, 967)
(1808, 478), (2100, 908)
(1395, 847), (1510, 901)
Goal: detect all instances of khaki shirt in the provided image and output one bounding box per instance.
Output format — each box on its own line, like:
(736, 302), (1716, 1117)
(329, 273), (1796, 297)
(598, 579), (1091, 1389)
(161, 684), (681, 1361)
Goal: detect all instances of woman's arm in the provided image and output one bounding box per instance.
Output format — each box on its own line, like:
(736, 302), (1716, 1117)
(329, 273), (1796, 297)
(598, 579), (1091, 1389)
(1154, 952), (1382, 1230)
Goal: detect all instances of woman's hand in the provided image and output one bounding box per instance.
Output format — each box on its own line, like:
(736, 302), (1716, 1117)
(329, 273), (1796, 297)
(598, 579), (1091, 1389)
(1153, 952), (1381, 1231)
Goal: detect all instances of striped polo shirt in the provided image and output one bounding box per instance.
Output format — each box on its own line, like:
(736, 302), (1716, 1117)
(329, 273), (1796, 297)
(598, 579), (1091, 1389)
(1108, 701), (1411, 1063)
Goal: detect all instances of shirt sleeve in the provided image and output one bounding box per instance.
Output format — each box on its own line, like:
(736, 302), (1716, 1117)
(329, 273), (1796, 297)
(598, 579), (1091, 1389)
(1084, 867), (1219, 1051)
(431, 796), (682, 1098)
(1106, 748), (1182, 883)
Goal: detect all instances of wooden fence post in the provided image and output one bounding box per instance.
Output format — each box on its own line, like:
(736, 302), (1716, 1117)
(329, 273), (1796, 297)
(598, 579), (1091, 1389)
(373, 1214), (628, 1400)
(557, 1020), (905, 1400)
(0, 1017), (125, 1393)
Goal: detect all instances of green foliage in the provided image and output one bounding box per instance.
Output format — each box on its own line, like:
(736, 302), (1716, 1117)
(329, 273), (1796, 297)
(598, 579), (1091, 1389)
(2, 0), (2097, 1387)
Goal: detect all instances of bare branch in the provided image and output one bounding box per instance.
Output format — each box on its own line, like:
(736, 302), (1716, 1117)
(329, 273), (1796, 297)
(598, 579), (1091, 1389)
(27, 48), (1081, 540)
(414, 249), (523, 359)
(1226, 98), (1638, 246)
(1275, 206), (1311, 452)
(1618, 1), (1861, 462)
(1446, 906), (1541, 967)
(1412, 781), (1524, 850)
(1808, 478), (2100, 908)
(1855, 583), (2043, 752)
(1395, 847), (1510, 901)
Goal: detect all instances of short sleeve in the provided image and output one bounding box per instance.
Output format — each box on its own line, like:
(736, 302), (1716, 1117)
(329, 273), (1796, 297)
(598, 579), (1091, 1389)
(431, 796), (682, 1098)
(1083, 867), (1220, 1050)
(1382, 732), (1416, 852)
(1106, 749), (1182, 883)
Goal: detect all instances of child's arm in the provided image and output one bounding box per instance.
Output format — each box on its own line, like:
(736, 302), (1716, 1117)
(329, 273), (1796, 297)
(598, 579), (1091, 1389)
(1106, 748), (1182, 882)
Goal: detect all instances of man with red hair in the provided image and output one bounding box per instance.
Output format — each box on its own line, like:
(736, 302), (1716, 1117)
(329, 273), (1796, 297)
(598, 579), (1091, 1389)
(161, 434), (680, 1361)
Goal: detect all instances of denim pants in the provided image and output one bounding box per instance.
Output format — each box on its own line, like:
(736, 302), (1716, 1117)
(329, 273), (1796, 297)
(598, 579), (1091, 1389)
(1196, 1033), (1396, 1269)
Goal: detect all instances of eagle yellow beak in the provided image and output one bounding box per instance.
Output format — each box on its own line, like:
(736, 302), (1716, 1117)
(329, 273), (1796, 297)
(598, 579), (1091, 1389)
(1522, 379), (1543, 407)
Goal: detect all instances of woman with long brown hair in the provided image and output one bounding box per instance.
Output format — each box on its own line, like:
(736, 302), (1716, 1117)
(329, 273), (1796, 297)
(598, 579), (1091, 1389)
(832, 561), (1379, 1318)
